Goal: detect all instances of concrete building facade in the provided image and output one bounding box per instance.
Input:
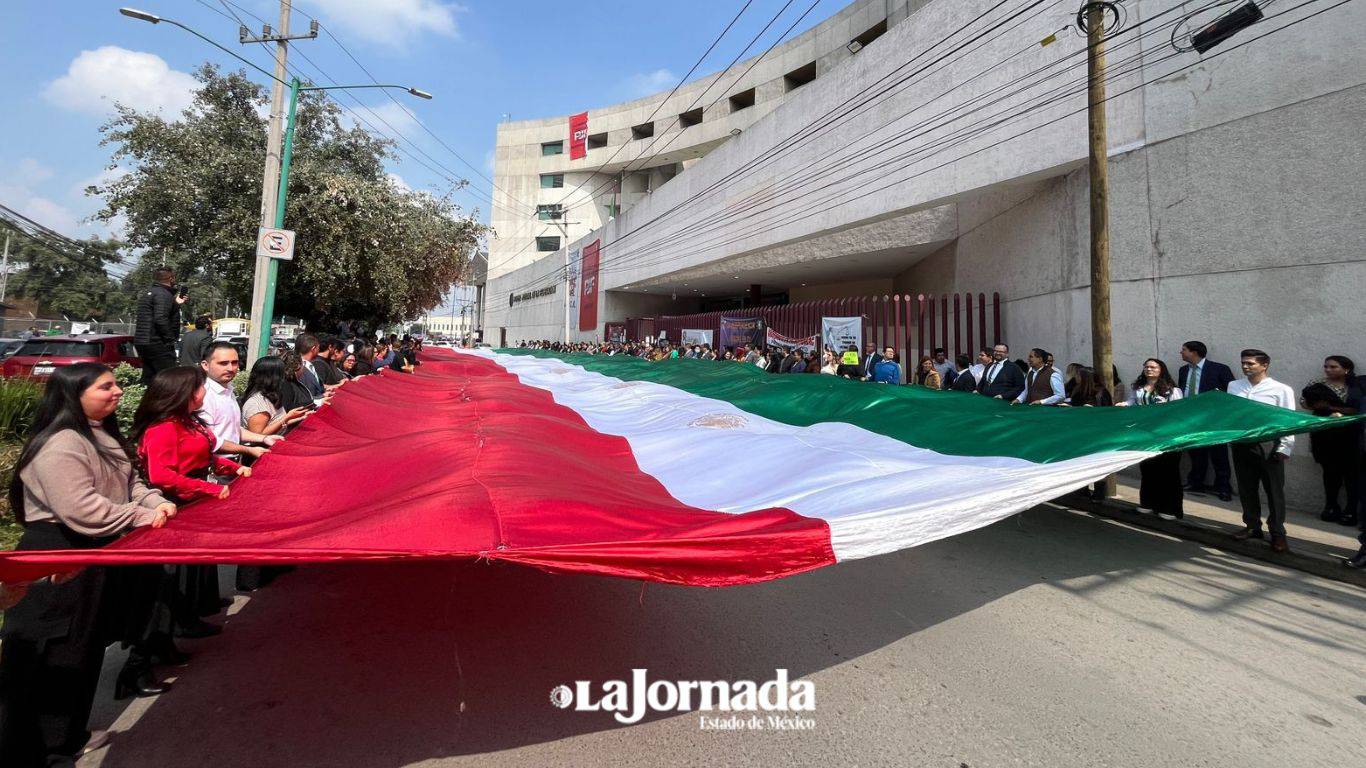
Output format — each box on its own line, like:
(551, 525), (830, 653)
(481, 0), (1366, 506)
(487, 0), (922, 280)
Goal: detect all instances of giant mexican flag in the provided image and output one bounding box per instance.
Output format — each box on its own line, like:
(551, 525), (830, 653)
(0, 347), (1340, 586)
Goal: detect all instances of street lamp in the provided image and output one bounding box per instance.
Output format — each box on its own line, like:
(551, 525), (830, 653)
(118, 8), (433, 361)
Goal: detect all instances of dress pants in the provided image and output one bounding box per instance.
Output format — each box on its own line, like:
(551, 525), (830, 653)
(1232, 442), (1287, 537)
(136, 342), (178, 384)
(1185, 444), (1232, 493)
(1139, 452), (1184, 516)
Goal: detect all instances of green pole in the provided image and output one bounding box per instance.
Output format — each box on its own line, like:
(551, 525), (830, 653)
(257, 76), (299, 357)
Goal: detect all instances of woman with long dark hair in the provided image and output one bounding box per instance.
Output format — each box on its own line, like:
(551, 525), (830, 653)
(0, 363), (175, 766)
(130, 367), (249, 660)
(1120, 358), (1185, 519)
(238, 356), (311, 438)
(1301, 355), (1363, 524)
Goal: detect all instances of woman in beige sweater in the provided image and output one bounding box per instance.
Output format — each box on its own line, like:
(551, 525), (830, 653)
(0, 362), (174, 766)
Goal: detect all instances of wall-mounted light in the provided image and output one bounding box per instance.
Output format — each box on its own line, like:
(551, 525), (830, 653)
(846, 40), (863, 54)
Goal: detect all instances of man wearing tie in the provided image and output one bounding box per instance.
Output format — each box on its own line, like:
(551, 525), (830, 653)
(1178, 340), (1236, 501)
(977, 342), (1026, 401)
(859, 343), (883, 381)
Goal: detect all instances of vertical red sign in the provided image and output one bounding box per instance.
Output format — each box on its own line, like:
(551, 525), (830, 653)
(569, 112), (588, 160)
(578, 239), (600, 332)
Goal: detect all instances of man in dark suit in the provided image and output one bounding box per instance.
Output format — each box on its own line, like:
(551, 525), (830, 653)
(178, 314), (213, 366)
(977, 342), (1026, 401)
(1178, 340), (1236, 500)
(859, 343), (882, 381)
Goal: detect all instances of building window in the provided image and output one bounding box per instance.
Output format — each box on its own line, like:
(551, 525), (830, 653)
(540, 173), (564, 189)
(728, 88), (755, 113)
(536, 204), (563, 221)
(535, 236), (561, 252)
(631, 122), (654, 140)
(850, 20), (887, 52)
(678, 107), (703, 129)
(541, 141), (564, 156)
(587, 132), (608, 149)
(783, 62), (817, 92)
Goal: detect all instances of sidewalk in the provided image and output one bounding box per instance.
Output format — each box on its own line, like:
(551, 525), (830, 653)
(1053, 477), (1366, 588)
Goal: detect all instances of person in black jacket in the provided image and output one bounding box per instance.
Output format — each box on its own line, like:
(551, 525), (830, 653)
(133, 267), (184, 384)
(1177, 340), (1236, 500)
(977, 342), (1026, 400)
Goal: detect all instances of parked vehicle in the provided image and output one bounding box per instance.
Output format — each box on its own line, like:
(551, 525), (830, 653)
(0, 338), (25, 361)
(1, 335), (141, 379)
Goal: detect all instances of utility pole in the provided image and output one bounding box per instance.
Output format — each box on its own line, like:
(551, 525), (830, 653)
(0, 233), (9, 303)
(1083, 2), (1115, 497)
(244, 1), (314, 364)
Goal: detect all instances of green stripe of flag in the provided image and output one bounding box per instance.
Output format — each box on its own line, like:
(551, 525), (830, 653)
(497, 349), (1351, 464)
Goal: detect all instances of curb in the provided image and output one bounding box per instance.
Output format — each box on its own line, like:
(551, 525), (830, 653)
(1054, 493), (1366, 589)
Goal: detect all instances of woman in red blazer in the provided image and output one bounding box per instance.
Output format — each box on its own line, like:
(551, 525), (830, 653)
(123, 366), (253, 693)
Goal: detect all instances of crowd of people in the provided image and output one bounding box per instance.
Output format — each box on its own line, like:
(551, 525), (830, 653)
(0, 266), (427, 767)
(519, 336), (1366, 566)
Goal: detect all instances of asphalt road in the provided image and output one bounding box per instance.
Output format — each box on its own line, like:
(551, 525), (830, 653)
(83, 504), (1366, 767)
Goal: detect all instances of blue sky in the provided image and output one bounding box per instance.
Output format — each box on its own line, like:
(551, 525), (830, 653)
(0, 0), (831, 244)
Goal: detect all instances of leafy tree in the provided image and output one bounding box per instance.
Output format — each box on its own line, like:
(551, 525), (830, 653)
(87, 65), (485, 327)
(5, 235), (133, 321)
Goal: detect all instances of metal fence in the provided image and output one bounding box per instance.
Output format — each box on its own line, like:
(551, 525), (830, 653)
(0, 318), (135, 338)
(628, 292), (1002, 362)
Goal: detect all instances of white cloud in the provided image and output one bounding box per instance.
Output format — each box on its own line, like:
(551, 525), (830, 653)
(16, 159), (54, 186)
(44, 46), (197, 117)
(622, 68), (677, 98)
(309, 0), (462, 47)
(386, 172), (412, 193)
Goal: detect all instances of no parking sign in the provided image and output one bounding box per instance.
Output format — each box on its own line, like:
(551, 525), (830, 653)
(256, 227), (296, 260)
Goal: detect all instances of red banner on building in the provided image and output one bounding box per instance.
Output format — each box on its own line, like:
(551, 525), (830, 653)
(578, 239), (600, 332)
(569, 111), (588, 160)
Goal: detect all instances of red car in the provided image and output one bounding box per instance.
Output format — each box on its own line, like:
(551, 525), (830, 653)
(1, 335), (142, 380)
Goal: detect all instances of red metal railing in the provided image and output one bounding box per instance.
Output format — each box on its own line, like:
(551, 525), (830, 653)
(627, 292), (1001, 362)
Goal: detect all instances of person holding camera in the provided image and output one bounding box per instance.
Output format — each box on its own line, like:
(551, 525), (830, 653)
(133, 267), (186, 384)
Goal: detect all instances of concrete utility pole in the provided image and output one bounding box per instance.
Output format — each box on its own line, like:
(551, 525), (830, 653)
(246, 0), (296, 364)
(1084, 2), (1115, 497)
(0, 233), (10, 303)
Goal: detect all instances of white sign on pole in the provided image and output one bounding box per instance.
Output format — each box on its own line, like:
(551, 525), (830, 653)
(256, 227), (296, 261)
(821, 316), (863, 353)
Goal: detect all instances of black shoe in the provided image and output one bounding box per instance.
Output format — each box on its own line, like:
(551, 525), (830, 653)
(1320, 506), (1341, 522)
(1183, 483), (1209, 494)
(1173, 508), (1184, 520)
(115, 663), (170, 699)
(1336, 514), (1359, 527)
(174, 619), (222, 639)
(1345, 550), (1366, 568)
(1216, 491), (1232, 502)
(1232, 527), (1264, 542)
(145, 633), (190, 666)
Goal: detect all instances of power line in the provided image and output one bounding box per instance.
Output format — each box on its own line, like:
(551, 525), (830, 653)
(220, 0), (539, 217)
(482, 0), (781, 278)
(597, 0), (1195, 273)
(503, 0), (1052, 292)
(596, 0), (1351, 283)
(504, 0), (1045, 290)
(503, 0), (1341, 295)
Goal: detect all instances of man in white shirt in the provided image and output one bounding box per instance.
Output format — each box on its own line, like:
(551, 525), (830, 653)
(1227, 348), (1297, 553)
(1014, 347), (1066, 405)
(198, 341), (281, 460)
